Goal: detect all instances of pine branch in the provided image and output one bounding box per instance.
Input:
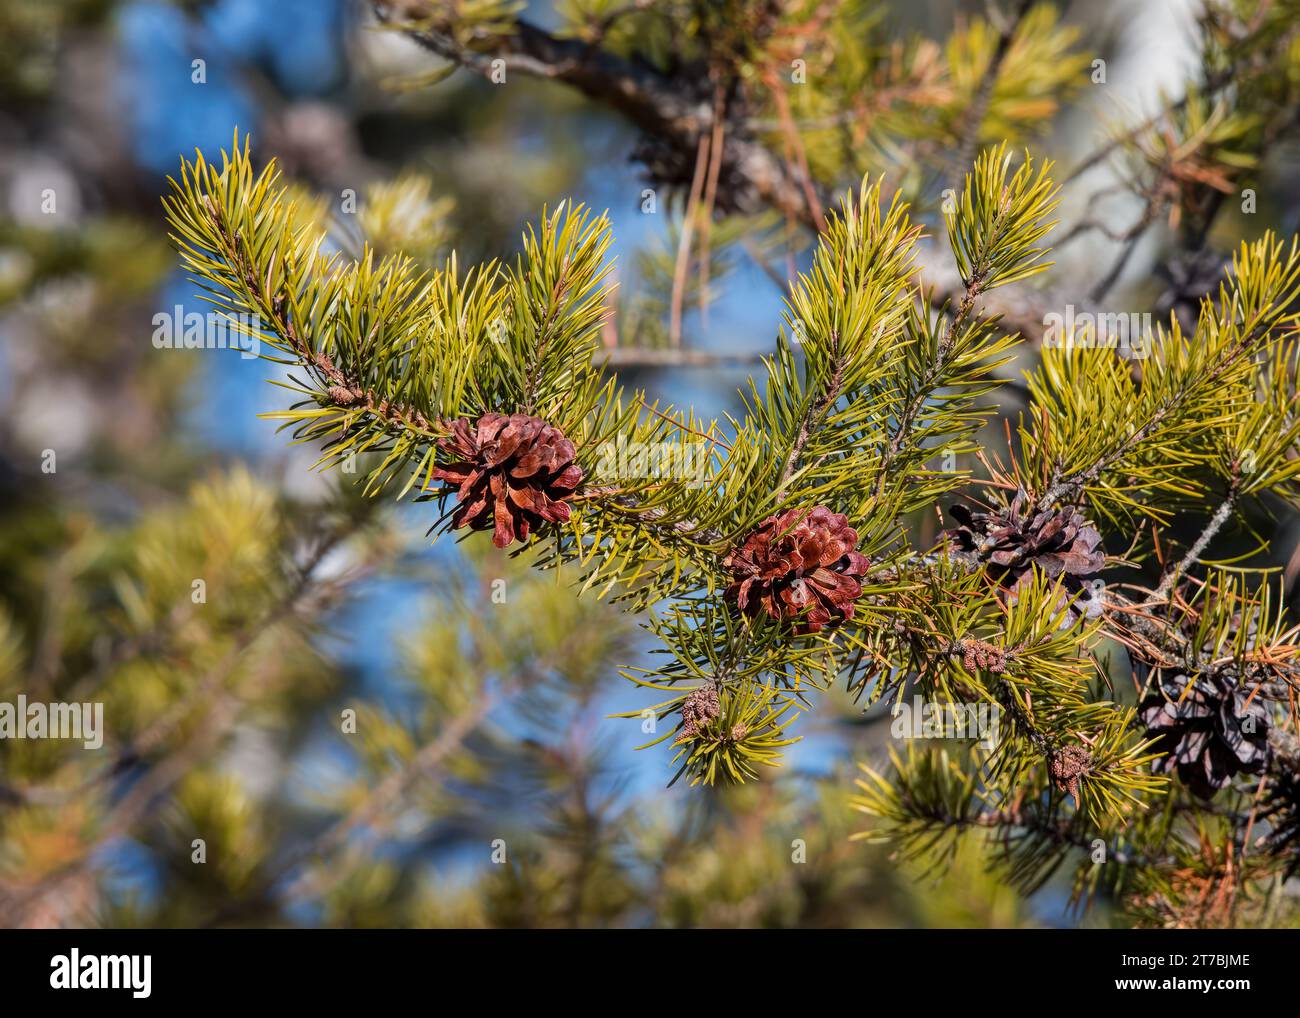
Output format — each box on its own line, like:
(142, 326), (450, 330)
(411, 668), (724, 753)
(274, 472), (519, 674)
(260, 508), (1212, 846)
(371, 0), (1056, 348)
(1144, 490), (1240, 608)
(1060, 67), (1233, 186)
(204, 196), (440, 438)
(773, 331), (845, 500)
(946, 0), (1034, 189)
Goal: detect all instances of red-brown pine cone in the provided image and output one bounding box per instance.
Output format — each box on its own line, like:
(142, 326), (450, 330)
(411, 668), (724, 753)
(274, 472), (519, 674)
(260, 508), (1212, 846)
(431, 413), (582, 548)
(723, 506), (869, 633)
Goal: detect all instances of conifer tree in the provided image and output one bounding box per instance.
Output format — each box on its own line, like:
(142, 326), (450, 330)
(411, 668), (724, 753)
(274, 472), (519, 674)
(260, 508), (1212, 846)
(142, 0), (1300, 927)
(4, 0), (1300, 931)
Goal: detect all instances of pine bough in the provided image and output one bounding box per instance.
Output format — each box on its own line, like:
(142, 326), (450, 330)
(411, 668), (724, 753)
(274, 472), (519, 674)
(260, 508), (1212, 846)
(164, 133), (1300, 918)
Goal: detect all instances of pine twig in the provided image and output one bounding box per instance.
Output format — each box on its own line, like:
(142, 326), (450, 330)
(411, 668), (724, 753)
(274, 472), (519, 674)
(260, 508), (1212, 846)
(1143, 491), (1239, 609)
(774, 331), (846, 499)
(946, 0), (1034, 191)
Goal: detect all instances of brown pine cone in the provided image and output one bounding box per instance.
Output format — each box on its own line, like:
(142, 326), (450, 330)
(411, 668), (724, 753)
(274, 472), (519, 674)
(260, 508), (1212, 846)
(723, 506), (869, 633)
(944, 491), (1105, 609)
(431, 413), (583, 548)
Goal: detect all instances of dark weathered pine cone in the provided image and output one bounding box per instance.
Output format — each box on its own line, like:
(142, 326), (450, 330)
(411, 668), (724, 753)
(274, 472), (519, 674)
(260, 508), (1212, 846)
(944, 491), (1105, 610)
(1139, 673), (1270, 800)
(431, 413), (582, 548)
(723, 506), (869, 633)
